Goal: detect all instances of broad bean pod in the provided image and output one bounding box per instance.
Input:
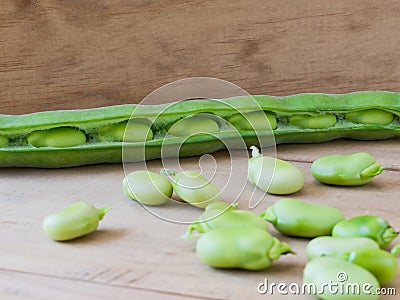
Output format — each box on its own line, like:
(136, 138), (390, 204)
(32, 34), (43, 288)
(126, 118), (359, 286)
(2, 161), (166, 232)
(1, 91), (399, 167)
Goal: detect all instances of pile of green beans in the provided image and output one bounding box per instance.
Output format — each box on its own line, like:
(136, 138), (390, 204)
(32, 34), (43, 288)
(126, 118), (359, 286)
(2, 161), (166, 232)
(252, 195), (400, 295)
(1, 91), (399, 167)
(304, 214), (399, 299)
(181, 202), (294, 270)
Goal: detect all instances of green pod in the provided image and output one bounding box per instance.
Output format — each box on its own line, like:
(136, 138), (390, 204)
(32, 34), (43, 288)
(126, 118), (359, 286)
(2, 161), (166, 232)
(248, 146), (304, 195)
(123, 170), (173, 206)
(227, 111), (277, 130)
(306, 236), (380, 260)
(1, 91), (400, 168)
(185, 209), (268, 238)
(27, 127), (87, 148)
(42, 202), (111, 241)
(332, 215), (399, 248)
(98, 121), (153, 142)
(311, 152), (384, 186)
(340, 248), (399, 285)
(0, 136), (9, 147)
(260, 198), (345, 238)
(167, 115), (220, 137)
(166, 170), (220, 208)
(303, 256), (380, 300)
(288, 113), (337, 129)
(196, 227), (293, 270)
(345, 108), (394, 125)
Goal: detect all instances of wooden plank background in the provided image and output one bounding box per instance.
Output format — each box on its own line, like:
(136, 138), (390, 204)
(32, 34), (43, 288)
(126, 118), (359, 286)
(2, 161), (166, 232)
(1, 0), (400, 114)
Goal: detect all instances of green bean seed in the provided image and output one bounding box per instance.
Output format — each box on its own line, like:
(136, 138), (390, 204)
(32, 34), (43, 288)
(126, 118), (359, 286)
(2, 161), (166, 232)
(288, 113), (337, 129)
(306, 236), (380, 260)
(203, 201), (237, 213)
(196, 227), (293, 271)
(194, 201), (238, 224)
(248, 146), (304, 195)
(185, 209), (268, 238)
(260, 198), (345, 238)
(165, 169), (220, 208)
(345, 109), (394, 125)
(98, 121), (153, 142)
(340, 248), (399, 284)
(0, 136), (9, 147)
(123, 170), (173, 206)
(167, 115), (219, 137)
(303, 256), (380, 300)
(332, 215), (399, 249)
(227, 111), (277, 130)
(27, 127), (87, 148)
(181, 201), (238, 238)
(196, 201), (238, 223)
(311, 152), (383, 186)
(42, 202), (111, 241)
(203, 210), (268, 232)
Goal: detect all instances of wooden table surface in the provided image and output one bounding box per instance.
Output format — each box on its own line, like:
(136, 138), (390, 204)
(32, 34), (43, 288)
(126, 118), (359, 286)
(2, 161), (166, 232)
(1, 139), (399, 299)
(1, 1), (400, 299)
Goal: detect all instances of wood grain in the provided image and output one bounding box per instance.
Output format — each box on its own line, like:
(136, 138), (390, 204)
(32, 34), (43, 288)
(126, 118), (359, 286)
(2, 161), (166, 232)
(0, 140), (399, 299)
(0, 269), (200, 300)
(1, 0), (400, 114)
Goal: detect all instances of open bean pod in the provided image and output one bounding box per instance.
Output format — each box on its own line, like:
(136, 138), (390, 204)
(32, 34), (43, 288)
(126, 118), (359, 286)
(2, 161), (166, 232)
(1, 91), (399, 167)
